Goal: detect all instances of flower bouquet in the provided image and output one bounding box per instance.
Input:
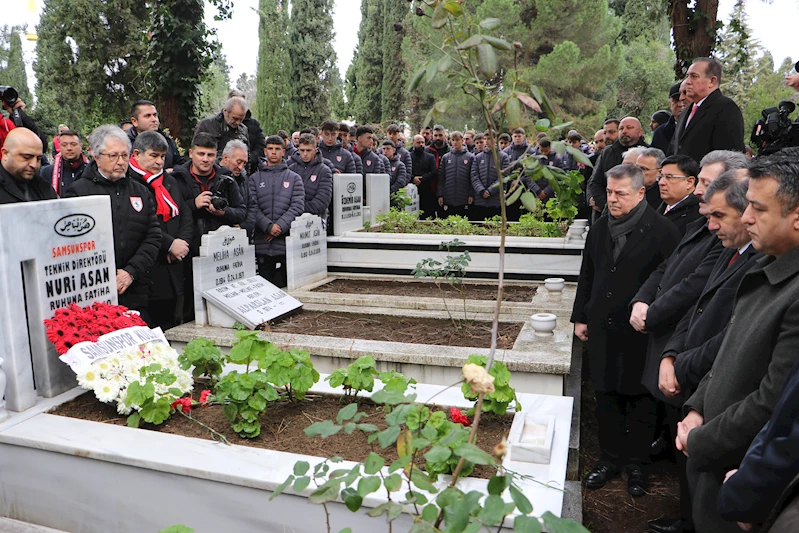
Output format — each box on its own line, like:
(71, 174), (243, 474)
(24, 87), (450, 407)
(44, 302), (147, 355)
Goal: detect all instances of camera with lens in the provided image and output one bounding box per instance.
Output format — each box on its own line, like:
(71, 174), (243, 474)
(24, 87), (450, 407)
(210, 177), (232, 211)
(751, 99), (799, 156)
(0, 85), (18, 108)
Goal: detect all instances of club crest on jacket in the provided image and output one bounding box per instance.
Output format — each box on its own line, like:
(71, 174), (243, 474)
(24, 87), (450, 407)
(130, 197), (143, 212)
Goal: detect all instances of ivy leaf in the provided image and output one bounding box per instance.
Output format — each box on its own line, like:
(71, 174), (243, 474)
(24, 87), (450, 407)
(293, 461), (309, 476)
(510, 485), (534, 514)
(357, 476), (382, 497)
(479, 18), (502, 30)
(454, 443), (496, 465)
(304, 420), (342, 438)
(364, 452), (386, 475)
(384, 473), (403, 492)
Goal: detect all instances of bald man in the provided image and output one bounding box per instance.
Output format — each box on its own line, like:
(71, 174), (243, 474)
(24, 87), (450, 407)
(0, 128), (56, 204)
(586, 116), (649, 219)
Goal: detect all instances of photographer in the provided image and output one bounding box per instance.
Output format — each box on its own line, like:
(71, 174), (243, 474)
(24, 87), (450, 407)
(0, 86), (46, 153)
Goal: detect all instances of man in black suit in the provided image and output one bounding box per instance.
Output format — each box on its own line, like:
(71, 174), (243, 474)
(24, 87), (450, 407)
(572, 164), (681, 497)
(652, 82), (688, 155)
(672, 58), (745, 163)
(646, 168), (759, 533)
(677, 153), (799, 533)
(657, 155), (703, 235)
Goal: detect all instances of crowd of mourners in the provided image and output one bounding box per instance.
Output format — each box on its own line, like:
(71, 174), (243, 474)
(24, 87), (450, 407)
(2, 55), (799, 533)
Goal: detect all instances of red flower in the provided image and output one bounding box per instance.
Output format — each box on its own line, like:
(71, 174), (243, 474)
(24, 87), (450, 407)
(450, 408), (470, 427)
(199, 390), (211, 404)
(171, 397), (192, 413)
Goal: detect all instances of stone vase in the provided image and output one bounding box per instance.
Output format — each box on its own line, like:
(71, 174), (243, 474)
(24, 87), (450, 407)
(531, 313), (557, 336)
(544, 278), (565, 293)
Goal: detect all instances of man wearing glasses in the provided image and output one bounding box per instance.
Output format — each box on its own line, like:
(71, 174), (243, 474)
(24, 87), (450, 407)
(63, 124), (161, 321)
(657, 155), (703, 236)
(635, 148), (666, 209)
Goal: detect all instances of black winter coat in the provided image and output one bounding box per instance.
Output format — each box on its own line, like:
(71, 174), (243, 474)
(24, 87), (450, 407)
(379, 146), (413, 178)
(502, 142), (532, 163)
(634, 217), (724, 401)
(663, 245), (762, 403)
(586, 138), (649, 212)
(656, 193), (703, 236)
(287, 152), (334, 217)
(410, 149), (437, 186)
(243, 111), (266, 174)
(126, 128), (185, 170)
(0, 163), (57, 204)
(128, 168), (193, 300)
(354, 147), (384, 175)
(651, 116), (677, 155)
(40, 157), (87, 197)
(247, 163), (305, 256)
(194, 112), (249, 154)
(437, 149), (474, 206)
(385, 156), (408, 194)
(171, 162), (247, 254)
(63, 162), (161, 304)
(672, 89), (745, 164)
(571, 205), (681, 394)
(471, 150), (511, 208)
(318, 141), (357, 174)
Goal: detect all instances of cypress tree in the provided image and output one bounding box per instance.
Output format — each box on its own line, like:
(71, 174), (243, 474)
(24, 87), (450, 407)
(2, 29), (32, 105)
(34, 0), (148, 135)
(256, 0), (294, 134)
(328, 64), (348, 121)
(350, 0), (384, 124)
(715, 0), (761, 108)
(380, 0), (409, 123)
(289, 0), (337, 128)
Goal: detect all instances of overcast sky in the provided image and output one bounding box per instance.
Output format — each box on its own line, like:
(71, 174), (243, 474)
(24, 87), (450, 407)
(7, 0), (799, 95)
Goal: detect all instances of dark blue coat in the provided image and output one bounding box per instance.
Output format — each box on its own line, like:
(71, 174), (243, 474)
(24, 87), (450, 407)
(470, 149), (510, 208)
(287, 152), (333, 217)
(385, 156), (408, 194)
(247, 163), (305, 256)
(318, 141), (357, 174)
(438, 148), (474, 206)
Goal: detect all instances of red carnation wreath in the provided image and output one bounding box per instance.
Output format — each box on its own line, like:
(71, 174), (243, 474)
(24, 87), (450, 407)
(43, 302), (147, 355)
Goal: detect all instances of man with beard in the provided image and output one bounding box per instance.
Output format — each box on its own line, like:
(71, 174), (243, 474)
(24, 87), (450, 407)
(63, 125), (161, 319)
(40, 130), (87, 196)
(126, 100), (185, 172)
(410, 134), (438, 219)
(587, 117), (648, 219)
(287, 133), (333, 220)
(0, 128), (56, 204)
(128, 131), (192, 329)
(318, 120), (357, 174)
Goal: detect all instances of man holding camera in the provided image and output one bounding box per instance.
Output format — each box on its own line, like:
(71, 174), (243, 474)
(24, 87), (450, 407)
(0, 86), (46, 154)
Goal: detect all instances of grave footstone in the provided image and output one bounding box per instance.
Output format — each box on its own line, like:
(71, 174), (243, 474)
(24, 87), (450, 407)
(365, 173), (390, 226)
(332, 174), (363, 236)
(192, 226), (257, 326)
(404, 183), (420, 215)
(0, 197), (117, 411)
(203, 276), (302, 330)
(285, 213), (327, 291)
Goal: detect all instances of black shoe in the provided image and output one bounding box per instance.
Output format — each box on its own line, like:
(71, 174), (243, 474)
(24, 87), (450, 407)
(585, 462), (619, 490)
(626, 465), (649, 497)
(649, 518), (682, 533)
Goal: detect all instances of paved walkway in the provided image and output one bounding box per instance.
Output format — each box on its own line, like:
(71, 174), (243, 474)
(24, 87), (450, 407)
(0, 518), (67, 533)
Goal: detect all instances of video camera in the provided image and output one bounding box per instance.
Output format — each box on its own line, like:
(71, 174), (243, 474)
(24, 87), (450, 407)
(751, 99), (799, 156)
(0, 85), (22, 126)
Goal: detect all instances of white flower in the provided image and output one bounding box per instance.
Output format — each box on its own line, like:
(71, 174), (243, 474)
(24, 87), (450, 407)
(94, 379), (120, 403)
(77, 369), (99, 389)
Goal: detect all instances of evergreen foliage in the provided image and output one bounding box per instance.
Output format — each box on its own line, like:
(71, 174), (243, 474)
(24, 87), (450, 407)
(349, 0), (384, 124)
(289, 0), (337, 129)
(256, 0), (294, 133)
(0, 28), (32, 105)
(714, 0), (761, 110)
(197, 53), (232, 120)
(380, 0), (410, 123)
(328, 65), (348, 121)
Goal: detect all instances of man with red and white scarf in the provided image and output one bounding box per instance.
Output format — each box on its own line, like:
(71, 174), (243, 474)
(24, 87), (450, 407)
(40, 130), (88, 196)
(128, 131), (192, 329)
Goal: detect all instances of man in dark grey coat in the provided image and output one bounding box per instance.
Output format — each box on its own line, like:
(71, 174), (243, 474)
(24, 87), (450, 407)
(676, 153), (799, 533)
(248, 135), (305, 287)
(318, 120), (357, 174)
(194, 97), (250, 159)
(470, 134), (510, 221)
(380, 140), (408, 195)
(572, 164), (681, 498)
(287, 134), (333, 220)
(437, 131), (474, 218)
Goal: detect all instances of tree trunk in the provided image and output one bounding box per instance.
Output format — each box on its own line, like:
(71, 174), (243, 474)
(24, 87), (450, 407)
(157, 95), (185, 147)
(670, 0), (720, 77)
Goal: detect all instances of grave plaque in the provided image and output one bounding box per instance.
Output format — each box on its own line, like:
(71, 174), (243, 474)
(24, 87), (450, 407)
(285, 214), (327, 291)
(365, 173), (390, 226)
(332, 174), (363, 236)
(203, 276), (302, 329)
(192, 226), (257, 326)
(404, 183), (420, 215)
(0, 197), (118, 411)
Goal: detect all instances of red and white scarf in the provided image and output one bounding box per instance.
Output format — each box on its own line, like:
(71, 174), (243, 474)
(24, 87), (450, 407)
(51, 152), (88, 196)
(128, 156), (179, 221)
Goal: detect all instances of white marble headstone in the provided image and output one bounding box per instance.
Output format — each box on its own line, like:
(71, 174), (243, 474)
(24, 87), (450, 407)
(332, 174), (363, 236)
(404, 183), (420, 215)
(202, 276), (302, 330)
(192, 226), (257, 326)
(365, 173), (390, 226)
(285, 214), (327, 291)
(0, 197), (118, 412)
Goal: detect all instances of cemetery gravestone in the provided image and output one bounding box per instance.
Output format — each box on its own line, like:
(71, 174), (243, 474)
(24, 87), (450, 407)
(0, 197), (118, 412)
(365, 173), (390, 226)
(192, 226), (257, 326)
(332, 174), (363, 236)
(285, 213), (327, 291)
(203, 276), (302, 330)
(404, 183), (420, 215)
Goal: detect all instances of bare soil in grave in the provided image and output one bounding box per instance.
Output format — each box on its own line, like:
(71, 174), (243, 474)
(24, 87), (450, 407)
(580, 350), (681, 533)
(265, 311), (523, 350)
(50, 391), (513, 480)
(312, 279), (537, 303)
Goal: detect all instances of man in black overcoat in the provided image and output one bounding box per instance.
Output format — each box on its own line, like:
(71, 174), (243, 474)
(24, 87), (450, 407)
(672, 58), (745, 164)
(572, 164), (681, 497)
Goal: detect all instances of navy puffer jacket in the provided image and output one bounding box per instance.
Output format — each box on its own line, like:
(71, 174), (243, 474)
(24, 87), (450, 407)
(503, 142), (532, 163)
(385, 156), (408, 193)
(318, 141), (357, 174)
(437, 149), (474, 206)
(287, 152), (334, 217)
(247, 163), (305, 256)
(471, 150), (510, 208)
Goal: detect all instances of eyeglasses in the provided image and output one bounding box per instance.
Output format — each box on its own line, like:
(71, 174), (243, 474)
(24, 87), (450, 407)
(657, 173), (690, 181)
(99, 153), (130, 161)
